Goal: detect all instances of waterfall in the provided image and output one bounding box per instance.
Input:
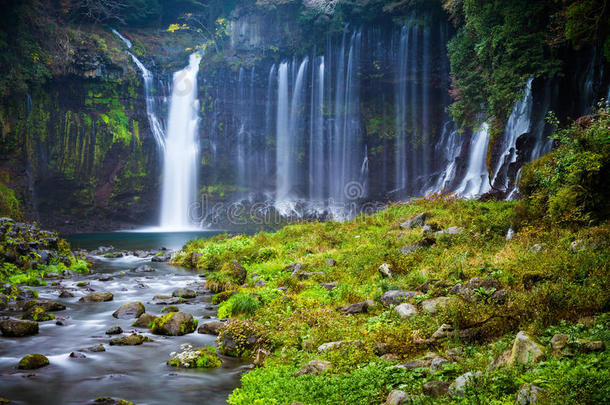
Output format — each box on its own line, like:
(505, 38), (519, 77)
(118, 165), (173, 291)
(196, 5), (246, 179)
(491, 77), (533, 190)
(431, 121), (462, 192)
(275, 63), (290, 205)
(159, 53), (202, 230)
(395, 25), (410, 195)
(455, 123), (491, 197)
(309, 56), (325, 203)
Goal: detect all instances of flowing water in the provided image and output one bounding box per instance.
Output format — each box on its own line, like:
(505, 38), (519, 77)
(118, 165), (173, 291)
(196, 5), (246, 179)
(0, 234), (245, 405)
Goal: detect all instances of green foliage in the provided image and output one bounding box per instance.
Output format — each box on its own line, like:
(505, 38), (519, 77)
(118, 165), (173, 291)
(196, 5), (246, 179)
(168, 344), (221, 369)
(0, 184), (22, 220)
(517, 105), (610, 225)
(218, 292), (261, 318)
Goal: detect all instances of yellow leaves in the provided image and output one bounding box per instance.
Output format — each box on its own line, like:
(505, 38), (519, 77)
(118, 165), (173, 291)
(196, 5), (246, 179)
(167, 23), (189, 33)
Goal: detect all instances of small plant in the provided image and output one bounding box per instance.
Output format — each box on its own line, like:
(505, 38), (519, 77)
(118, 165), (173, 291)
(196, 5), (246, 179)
(167, 344), (221, 369)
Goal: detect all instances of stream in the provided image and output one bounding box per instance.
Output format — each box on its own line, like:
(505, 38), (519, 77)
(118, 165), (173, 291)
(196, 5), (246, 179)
(0, 232), (246, 405)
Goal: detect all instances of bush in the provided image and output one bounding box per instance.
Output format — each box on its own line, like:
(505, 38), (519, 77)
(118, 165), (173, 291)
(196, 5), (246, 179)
(218, 293), (260, 318)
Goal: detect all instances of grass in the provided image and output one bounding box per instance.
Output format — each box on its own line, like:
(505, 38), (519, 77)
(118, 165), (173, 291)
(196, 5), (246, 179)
(173, 196), (610, 403)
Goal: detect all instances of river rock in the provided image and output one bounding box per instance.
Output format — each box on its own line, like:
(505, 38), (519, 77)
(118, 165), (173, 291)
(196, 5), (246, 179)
(161, 305), (179, 313)
(0, 319), (39, 337)
(394, 303), (418, 318)
(131, 264), (155, 273)
(197, 320), (225, 335)
(151, 295), (184, 305)
(59, 290), (74, 298)
(132, 313), (158, 328)
(421, 297), (456, 314)
(381, 290), (421, 306)
(80, 292), (113, 302)
(69, 351), (87, 359)
(17, 353), (49, 369)
(422, 381), (450, 398)
(112, 302), (145, 319)
(295, 359), (331, 376)
(151, 253), (171, 262)
(151, 312), (196, 336)
(109, 334), (152, 346)
(87, 344), (106, 352)
(400, 212), (427, 229)
(172, 288), (196, 299)
(23, 299), (65, 312)
(385, 390), (409, 405)
(509, 331), (546, 365)
(106, 326), (123, 335)
(22, 306), (54, 322)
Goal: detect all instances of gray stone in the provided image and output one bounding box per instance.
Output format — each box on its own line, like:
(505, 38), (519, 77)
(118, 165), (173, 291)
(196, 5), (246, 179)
(381, 290), (421, 306)
(385, 390), (409, 405)
(396, 360), (426, 370)
(109, 333), (152, 346)
(449, 371), (480, 396)
(319, 282), (337, 291)
(105, 326), (123, 335)
(23, 299), (65, 312)
(151, 312), (196, 336)
(340, 300), (374, 315)
(378, 263), (394, 278)
(172, 288), (196, 299)
(131, 264), (155, 273)
(0, 319), (39, 337)
(435, 226), (464, 237)
(400, 212), (427, 229)
(550, 333), (569, 353)
(422, 381), (450, 398)
(295, 359), (331, 376)
(197, 320), (225, 335)
(112, 302), (145, 319)
(317, 340), (364, 354)
(509, 331), (546, 365)
(132, 313), (158, 328)
(325, 259), (336, 266)
(79, 292), (113, 302)
(394, 303), (418, 319)
(517, 384), (547, 404)
(421, 297), (456, 314)
(429, 357), (448, 371)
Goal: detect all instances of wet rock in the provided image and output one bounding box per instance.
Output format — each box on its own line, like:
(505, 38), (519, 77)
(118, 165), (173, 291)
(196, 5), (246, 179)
(103, 252), (124, 258)
(295, 359), (331, 376)
(112, 302), (145, 319)
(381, 290), (421, 306)
(319, 282), (337, 291)
(340, 300), (374, 315)
(23, 299), (65, 312)
(509, 331), (546, 365)
(109, 334), (152, 346)
(0, 319), (39, 337)
(325, 258), (336, 266)
(385, 390), (409, 405)
(394, 303), (418, 319)
(87, 344), (106, 352)
(517, 384), (547, 404)
(58, 290), (74, 298)
(79, 292), (113, 302)
(17, 353), (49, 370)
(400, 212), (427, 229)
(421, 297), (456, 314)
(161, 305), (179, 313)
(69, 351), (87, 359)
(151, 295), (184, 305)
(422, 381), (450, 398)
(106, 326), (123, 335)
(150, 312), (196, 336)
(151, 253), (171, 262)
(172, 288), (196, 299)
(449, 371), (480, 396)
(131, 264), (155, 273)
(378, 263), (394, 278)
(22, 306), (54, 322)
(98, 276), (114, 282)
(197, 320), (225, 335)
(132, 313), (158, 328)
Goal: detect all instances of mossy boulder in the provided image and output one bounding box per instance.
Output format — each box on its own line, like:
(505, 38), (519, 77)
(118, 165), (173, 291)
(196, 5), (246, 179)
(220, 260), (247, 285)
(109, 334), (152, 346)
(17, 353), (49, 369)
(132, 313), (158, 328)
(509, 331), (546, 365)
(161, 305), (179, 313)
(171, 288), (196, 299)
(22, 306), (55, 322)
(23, 299), (65, 312)
(80, 292), (113, 302)
(167, 346), (221, 368)
(0, 319), (39, 337)
(112, 301), (145, 319)
(150, 312), (197, 336)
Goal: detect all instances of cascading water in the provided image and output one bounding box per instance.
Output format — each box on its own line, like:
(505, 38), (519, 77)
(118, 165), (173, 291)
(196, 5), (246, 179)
(491, 78), (533, 191)
(455, 123), (491, 197)
(309, 56), (325, 204)
(159, 53), (202, 230)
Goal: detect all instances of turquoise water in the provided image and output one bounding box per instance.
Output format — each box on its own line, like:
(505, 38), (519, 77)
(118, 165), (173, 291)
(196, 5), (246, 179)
(65, 231), (225, 251)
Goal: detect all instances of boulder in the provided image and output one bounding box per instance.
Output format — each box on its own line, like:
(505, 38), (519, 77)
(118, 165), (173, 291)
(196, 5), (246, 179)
(17, 353), (49, 370)
(109, 334), (152, 346)
(509, 331), (546, 365)
(131, 265), (155, 273)
(198, 320), (225, 335)
(449, 371), (480, 396)
(295, 359), (331, 376)
(325, 259), (336, 266)
(151, 253), (171, 262)
(385, 390), (409, 405)
(69, 351), (87, 359)
(422, 381), (450, 398)
(22, 306), (54, 322)
(394, 303), (418, 319)
(172, 288), (196, 299)
(112, 302), (145, 319)
(151, 295), (184, 305)
(400, 212), (427, 229)
(23, 299), (65, 312)
(421, 297), (456, 314)
(224, 260), (247, 285)
(570, 239), (597, 252)
(340, 300), (374, 315)
(429, 357), (449, 371)
(133, 313), (158, 328)
(395, 360), (427, 370)
(87, 344), (106, 352)
(434, 226), (464, 237)
(58, 290), (74, 298)
(150, 312), (196, 336)
(550, 333), (569, 356)
(161, 305), (179, 313)
(79, 292), (113, 302)
(381, 290), (421, 306)
(319, 282), (338, 291)
(0, 319), (39, 337)
(317, 340), (364, 354)
(292, 271), (324, 280)
(284, 263), (303, 272)
(573, 339), (605, 353)
(106, 326), (123, 335)
(517, 384), (547, 404)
